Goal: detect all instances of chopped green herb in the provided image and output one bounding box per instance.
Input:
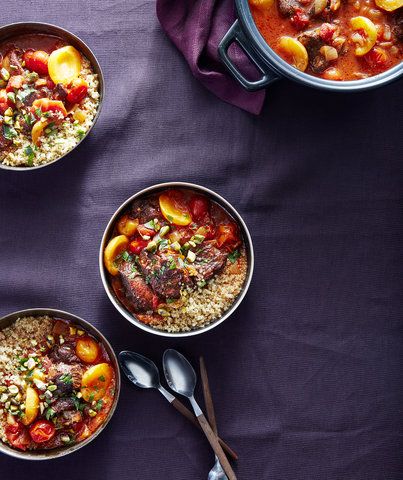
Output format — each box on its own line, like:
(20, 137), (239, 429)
(228, 249), (241, 263)
(24, 145), (35, 166)
(95, 400), (103, 411)
(166, 214), (173, 223)
(59, 373), (73, 385)
(77, 128), (85, 139)
(121, 250), (132, 262)
(166, 298), (176, 304)
(16, 87), (36, 104)
(3, 124), (17, 140)
(143, 220), (155, 230)
(45, 407), (56, 421)
(98, 375), (106, 382)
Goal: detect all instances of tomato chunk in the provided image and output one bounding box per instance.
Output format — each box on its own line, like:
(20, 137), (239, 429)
(23, 50), (49, 75)
(5, 419), (31, 451)
(364, 47), (390, 71)
(32, 98), (67, 118)
(66, 78), (88, 104)
(290, 9), (309, 30)
(128, 239), (148, 254)
(6, 75), (24, 92)
(216, 223), (240, 249)
(29, 420), (56, 443)
(189, 195), (210, 221)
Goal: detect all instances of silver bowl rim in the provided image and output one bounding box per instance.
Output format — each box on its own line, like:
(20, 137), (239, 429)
(99, 182), (255, 338)
(0, 21), (105, 172)
(0, 307), (120, 460)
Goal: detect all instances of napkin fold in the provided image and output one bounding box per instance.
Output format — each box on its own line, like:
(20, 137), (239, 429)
(156, 0), (266, 115)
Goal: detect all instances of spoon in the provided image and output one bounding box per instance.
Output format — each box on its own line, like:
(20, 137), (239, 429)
(163, 349), (237, 480)
(118, 351), (237, 461)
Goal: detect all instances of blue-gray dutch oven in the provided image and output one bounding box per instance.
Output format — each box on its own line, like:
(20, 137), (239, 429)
(218, 0), (403, 92)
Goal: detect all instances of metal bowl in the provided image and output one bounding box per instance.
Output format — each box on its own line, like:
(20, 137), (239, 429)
(218, 0), (403, 92)
(99, 182), (255, 338)
(0, 308), (120, 460)
(0, 22), (104, 171)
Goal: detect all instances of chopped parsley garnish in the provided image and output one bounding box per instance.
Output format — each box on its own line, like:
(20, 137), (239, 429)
(98, 375), (106, 382)
(144, 220), (155, 230)
(3, 124), (17, 140)
(16, 87), (36, 104)
(24, 112), (35, 126)
(77, 128), (86, 139)
(59, 373), (73, 385)
(95, 400), (103, 411)
(121, 250), (132, 262)
(166, 214), (173, 223)
(228, 249), (241, 263)
(35, 108), (42, 117)
(24, 145), (35, 166)
(45, 407), (56, 421)
(166, 298), (176, 304)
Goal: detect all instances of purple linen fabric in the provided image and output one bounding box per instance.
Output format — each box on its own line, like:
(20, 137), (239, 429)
(156, 0), (266, 114)
(0, 1), (403, 479)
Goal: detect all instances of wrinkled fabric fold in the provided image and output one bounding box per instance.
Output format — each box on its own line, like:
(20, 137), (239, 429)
(156, 0), (266, 114)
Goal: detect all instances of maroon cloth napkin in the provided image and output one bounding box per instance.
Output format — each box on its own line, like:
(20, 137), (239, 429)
(156, 0), (266, 114)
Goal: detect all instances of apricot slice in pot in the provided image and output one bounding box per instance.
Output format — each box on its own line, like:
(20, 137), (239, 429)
(48, 46), (82, 85)
(117, 215), (139, 236)
(350, 16), (377, 56)
(159, 192), (192, 226)
(104, 235), (129, 275)
(32, 98), (67, 117)
(81, 363), (113, 401)
(374, 0), (402, 11)
(76, 337), (100, 363)
(22, 386), (39, 426)
(278, 37), (308, 72)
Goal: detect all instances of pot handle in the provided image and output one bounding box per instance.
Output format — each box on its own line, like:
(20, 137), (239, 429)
(218, 20), (280, 91)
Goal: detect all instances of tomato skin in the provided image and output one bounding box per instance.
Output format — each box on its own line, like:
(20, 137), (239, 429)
(189, 196), (210, 221)
(290, 9), (309, 30)
(23, 50), (49, 75)
(319, 23), (336, 43)
(216, 223), (240, 249)
(66, 78), (88, 104)
(128, 239), (148, 254)
(5, 420), (31, 451)
(364, 47), (389, 71)
(6, 75), (24, 92)
(137, 225), (155, 239)
(29, 420), (56, 443)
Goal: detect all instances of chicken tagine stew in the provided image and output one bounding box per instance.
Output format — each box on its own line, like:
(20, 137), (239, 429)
(0, 316), (116, 451)
(104, 189), (248, 333)
(0, 34), (100, 167)
(250, 0), (402, 79)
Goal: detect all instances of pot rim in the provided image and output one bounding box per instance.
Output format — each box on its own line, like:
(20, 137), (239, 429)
(99, 182), (255, 338)
(0, 21), (105, 171)
(0, 307), (120, 460)
(235, 0), (403, 91)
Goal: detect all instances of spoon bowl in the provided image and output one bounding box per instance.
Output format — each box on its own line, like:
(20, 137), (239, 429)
(163, 349), (197, 398)
(119, 351), (161, 389)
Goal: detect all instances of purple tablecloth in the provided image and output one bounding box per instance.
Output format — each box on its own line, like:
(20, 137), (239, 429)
(1, 1), (402, 478)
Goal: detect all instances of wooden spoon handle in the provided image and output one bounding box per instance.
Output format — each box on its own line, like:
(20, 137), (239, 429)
(197, 412), (237, 480)
(171, 398), (238, 461)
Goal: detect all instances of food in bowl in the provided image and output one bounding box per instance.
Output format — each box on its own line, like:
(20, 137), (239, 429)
(0, 315), (116, 451)
(103, 188), (248, 333)
(249, 0), (402, 79)
(0, 33), (100, 167)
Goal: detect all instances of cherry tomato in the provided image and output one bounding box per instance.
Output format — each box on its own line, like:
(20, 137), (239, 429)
(6, 75), (24, 92)
(0, 89), (8, 114)
(5, 421), (31, 451)
(66, 78), (88, 104)
(29, 420), (56, 443)
(216, 224), (240, 249)
(189, 196), (210, 221)
(128, 239), (148, 254)
(23, 50), (49, 75)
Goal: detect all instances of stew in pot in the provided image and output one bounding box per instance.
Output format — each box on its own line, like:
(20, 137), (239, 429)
(250, 0), (402, 80)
